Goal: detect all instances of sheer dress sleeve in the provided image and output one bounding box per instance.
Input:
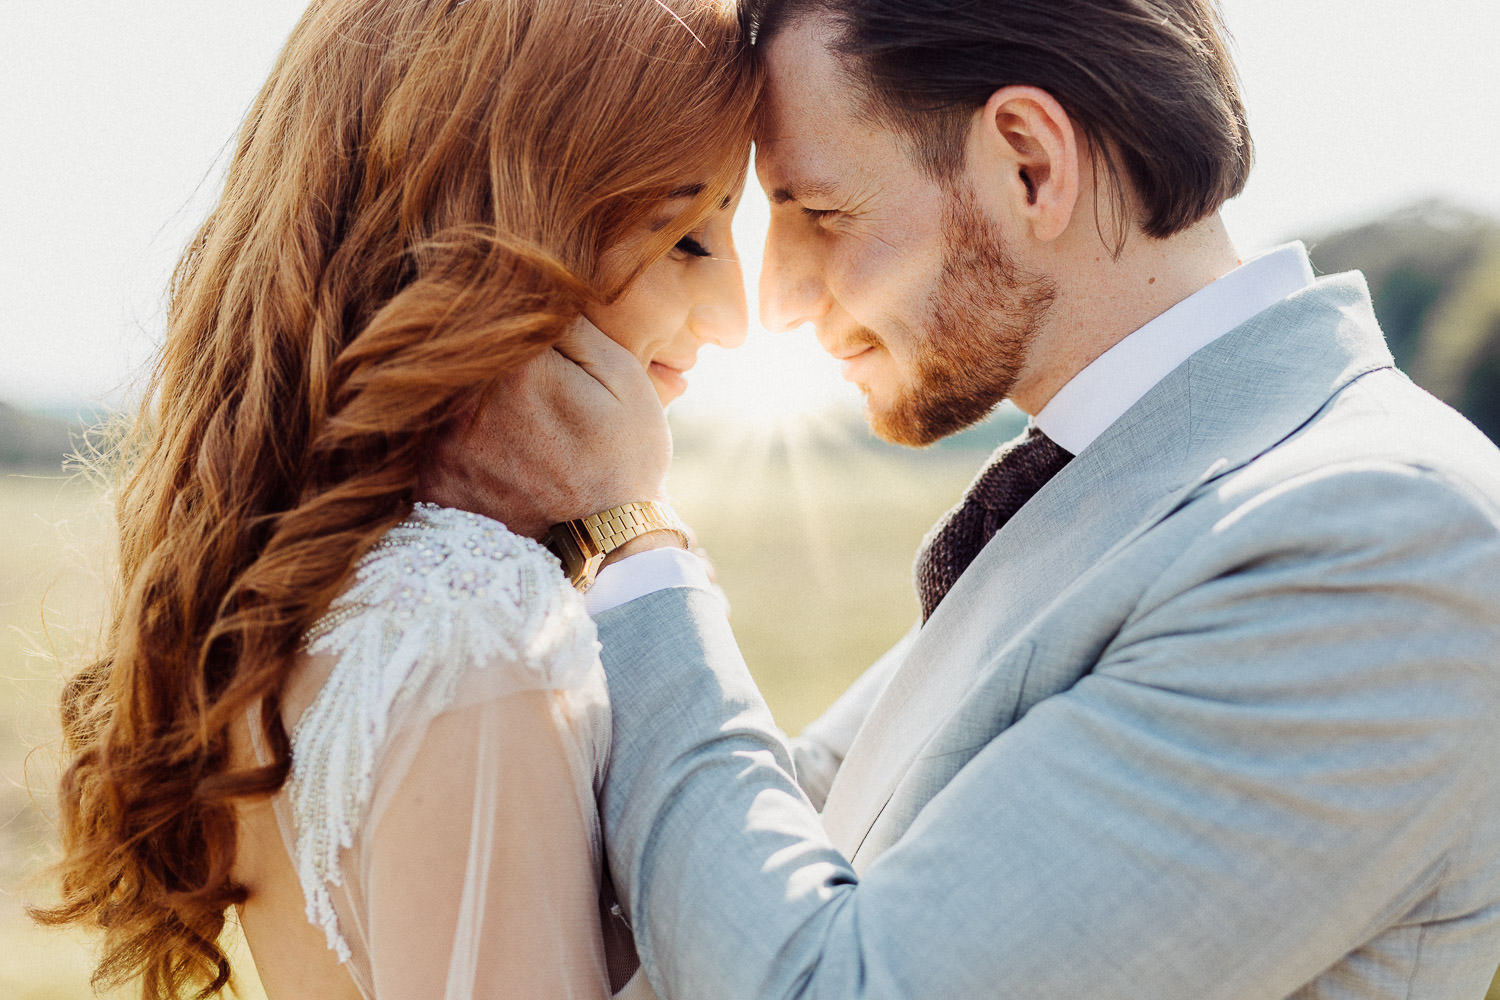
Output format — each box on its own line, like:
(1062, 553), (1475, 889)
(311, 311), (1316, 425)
(271, 504), (615, 1000)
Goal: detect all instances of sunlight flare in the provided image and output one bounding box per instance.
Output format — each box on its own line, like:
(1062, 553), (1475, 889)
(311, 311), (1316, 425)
(670, 323), (861, 429)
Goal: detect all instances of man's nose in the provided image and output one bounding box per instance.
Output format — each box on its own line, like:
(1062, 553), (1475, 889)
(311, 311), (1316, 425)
(759, 222), (832, 334)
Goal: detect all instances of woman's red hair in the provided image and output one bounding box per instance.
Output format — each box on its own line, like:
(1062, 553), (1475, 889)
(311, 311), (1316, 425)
(32, 1), (759, 996)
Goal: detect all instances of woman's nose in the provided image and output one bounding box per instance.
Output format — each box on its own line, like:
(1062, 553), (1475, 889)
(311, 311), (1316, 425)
(692, 254), (749, 349)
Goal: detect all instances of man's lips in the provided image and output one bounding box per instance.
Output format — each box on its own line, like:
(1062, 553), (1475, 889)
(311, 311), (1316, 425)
(820, 337), (870, 361)
(826, 344), (877, 381)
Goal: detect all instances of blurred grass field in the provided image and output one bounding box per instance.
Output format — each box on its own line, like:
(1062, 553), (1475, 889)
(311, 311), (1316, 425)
(4, 436), (1499, 999)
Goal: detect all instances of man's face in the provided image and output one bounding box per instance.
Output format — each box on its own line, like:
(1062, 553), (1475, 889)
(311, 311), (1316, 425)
(756, 16), (1056, 445)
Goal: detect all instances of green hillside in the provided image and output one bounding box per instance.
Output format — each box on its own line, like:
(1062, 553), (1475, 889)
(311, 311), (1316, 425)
(0, 402), (73, 469)
(1305, 200), (1500, 441)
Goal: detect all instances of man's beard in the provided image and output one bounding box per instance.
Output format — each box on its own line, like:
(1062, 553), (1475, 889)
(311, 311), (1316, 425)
(866, 187), (1057, 447)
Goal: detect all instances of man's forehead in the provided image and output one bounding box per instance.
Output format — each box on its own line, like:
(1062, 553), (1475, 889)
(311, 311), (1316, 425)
(754, 129), (835, 198)
(758, 12), (859, 127)
(754, 15), (877, 192)
(756, 95), (891, 205)
(755, 94), (854, 199)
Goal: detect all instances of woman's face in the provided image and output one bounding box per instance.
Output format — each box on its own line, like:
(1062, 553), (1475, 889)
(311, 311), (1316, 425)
(587, 187), (748, 405)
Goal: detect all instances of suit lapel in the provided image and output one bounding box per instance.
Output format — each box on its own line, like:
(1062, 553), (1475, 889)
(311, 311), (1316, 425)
(821, 274), (1396, 863)
(820, 394), (1195, 857)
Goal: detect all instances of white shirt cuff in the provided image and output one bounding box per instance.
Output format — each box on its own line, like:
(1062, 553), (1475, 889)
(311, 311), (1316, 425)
(583, 545), (716, 616)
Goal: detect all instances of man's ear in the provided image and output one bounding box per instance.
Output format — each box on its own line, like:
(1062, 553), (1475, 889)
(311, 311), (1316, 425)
(971, 86), (1080, 243)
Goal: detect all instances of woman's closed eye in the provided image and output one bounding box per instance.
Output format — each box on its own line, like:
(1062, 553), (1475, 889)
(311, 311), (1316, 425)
(675, 235), (713, 258)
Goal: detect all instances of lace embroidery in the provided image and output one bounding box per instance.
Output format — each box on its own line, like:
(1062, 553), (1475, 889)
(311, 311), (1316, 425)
(287, 502), (600, 962)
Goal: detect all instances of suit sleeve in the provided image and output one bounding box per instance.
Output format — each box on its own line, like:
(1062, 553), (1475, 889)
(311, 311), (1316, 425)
(597, 464), (1500, 1000)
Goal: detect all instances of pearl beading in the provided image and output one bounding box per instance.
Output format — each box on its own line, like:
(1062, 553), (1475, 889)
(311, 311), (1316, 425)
(287, 503), (600, 962)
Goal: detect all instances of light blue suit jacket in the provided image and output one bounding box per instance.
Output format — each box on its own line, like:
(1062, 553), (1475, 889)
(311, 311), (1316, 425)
(597, 274), (1500, 999)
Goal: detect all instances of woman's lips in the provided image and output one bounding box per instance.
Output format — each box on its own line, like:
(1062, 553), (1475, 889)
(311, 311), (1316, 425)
(648, 360), (689, 402)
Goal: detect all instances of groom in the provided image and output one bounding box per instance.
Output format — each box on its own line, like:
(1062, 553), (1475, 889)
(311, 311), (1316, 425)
(435, 0), (1500, 996)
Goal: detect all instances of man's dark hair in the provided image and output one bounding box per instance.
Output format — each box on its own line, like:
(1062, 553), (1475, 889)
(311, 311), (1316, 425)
(750, 0), (1254, 240)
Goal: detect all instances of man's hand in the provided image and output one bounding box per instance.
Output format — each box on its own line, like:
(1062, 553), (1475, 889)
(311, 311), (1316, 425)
(420, 317), (672, 540)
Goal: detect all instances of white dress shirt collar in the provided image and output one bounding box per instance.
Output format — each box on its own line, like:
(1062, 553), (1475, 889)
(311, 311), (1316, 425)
(1034, 243), (1316, 455)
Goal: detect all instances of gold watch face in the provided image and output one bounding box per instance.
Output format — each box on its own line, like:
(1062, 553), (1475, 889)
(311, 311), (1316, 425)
(575, 552), (606, 592)
(543, 521), (602, 589)
(545, 501), (688, 591)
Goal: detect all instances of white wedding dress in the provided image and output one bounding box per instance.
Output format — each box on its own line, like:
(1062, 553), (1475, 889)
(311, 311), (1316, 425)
(248, 502), (644, 999)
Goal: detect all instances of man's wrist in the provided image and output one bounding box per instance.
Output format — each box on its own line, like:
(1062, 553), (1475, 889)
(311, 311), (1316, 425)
(585, 545), (718, 617)
(544, 500), (690, 591)
(600, 528), (688, 570)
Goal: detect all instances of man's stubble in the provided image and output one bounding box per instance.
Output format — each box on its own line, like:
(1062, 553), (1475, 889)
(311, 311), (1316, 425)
(868, 186), (1058, 447)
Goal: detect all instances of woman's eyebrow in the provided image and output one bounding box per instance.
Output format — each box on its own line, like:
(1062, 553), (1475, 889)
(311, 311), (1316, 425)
(666, 184), (734, 211)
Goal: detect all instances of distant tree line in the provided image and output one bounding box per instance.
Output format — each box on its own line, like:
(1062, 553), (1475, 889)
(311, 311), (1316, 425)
(1305, 200), (1500, 443)
(0, 401), (74, 469)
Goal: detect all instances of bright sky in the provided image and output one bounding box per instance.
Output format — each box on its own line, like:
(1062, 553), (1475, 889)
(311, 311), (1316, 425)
(2, 1), (1497, 415)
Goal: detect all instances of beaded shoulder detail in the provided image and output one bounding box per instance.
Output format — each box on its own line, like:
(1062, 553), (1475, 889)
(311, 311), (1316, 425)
(287, 502), (600, 962)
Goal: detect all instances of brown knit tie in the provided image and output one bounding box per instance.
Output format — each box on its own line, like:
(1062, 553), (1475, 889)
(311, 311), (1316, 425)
(915, 425), (1073, 621)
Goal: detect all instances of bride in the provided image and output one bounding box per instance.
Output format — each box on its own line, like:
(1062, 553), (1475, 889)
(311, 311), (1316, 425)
(33, 1), (756, 997)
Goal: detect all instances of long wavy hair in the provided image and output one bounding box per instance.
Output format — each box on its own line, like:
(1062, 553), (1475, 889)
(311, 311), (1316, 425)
(31, 1), (759, 996)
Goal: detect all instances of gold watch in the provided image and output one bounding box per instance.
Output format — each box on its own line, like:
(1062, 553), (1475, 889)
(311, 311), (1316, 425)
(543, 500), (689, 592)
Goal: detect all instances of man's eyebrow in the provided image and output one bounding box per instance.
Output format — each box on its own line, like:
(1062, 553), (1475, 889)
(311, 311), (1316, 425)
(771, 180), (838, 205)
